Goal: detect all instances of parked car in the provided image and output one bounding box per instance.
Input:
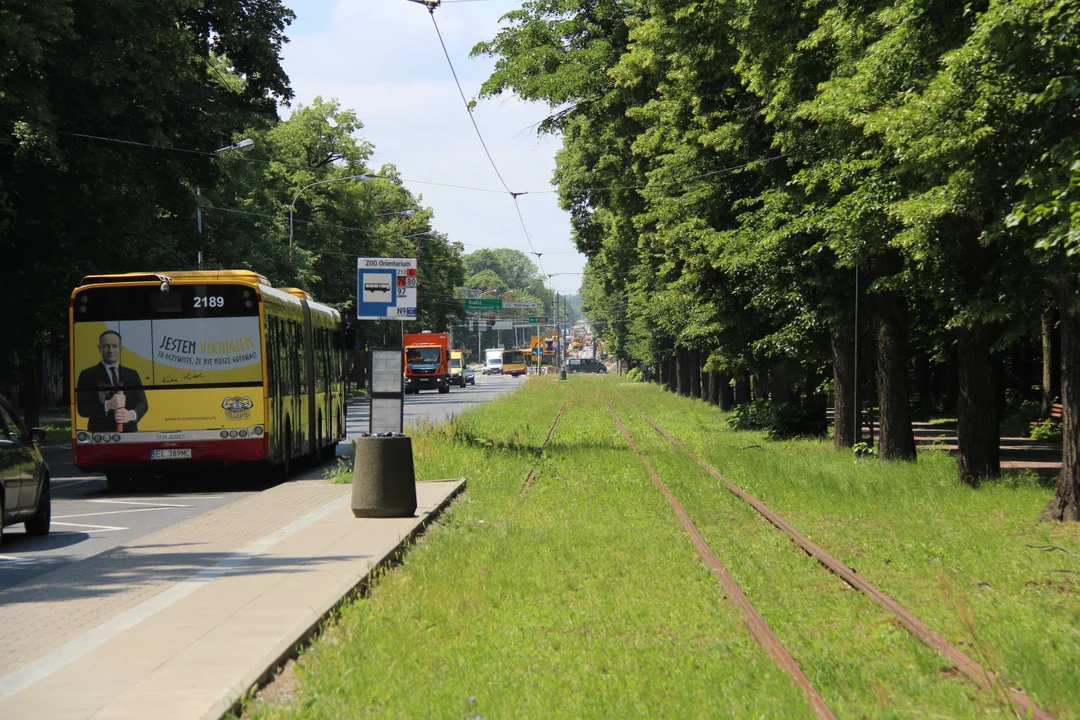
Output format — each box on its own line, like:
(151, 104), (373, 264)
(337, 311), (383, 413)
(0, 395), (51, 543)
(567, 358), (607, 374)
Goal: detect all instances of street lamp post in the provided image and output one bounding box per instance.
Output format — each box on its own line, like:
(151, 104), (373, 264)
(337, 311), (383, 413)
(289, 173), (374, 255)
(197, 138), (255, 266)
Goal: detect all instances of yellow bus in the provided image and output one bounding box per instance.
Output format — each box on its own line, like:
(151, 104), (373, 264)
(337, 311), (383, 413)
(502, 349), (527, 377)
(69, 270), (347, 489)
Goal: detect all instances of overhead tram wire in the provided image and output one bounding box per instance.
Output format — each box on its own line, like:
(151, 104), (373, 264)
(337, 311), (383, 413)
(411, 0), (553, 285)
(57, 131), (790, 202)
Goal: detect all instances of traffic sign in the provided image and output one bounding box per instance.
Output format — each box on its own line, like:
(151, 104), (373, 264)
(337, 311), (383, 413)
(357, 257), (417, 320)
(462, 298), (503, 311)
(528, 316), (548, 323)
(503, 301), (539, 309)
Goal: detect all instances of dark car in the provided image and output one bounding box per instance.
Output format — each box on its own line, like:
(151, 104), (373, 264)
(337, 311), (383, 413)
(0, 395), (51, 543)
(463, 365), (476, 386)
(567, 358), (607, 374)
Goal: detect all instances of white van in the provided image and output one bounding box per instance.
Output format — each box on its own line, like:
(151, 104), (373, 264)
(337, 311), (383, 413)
(483, 349), (503, 375)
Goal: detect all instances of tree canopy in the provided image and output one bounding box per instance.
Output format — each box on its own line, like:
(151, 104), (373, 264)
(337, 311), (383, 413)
(475, 0), (1080, 518)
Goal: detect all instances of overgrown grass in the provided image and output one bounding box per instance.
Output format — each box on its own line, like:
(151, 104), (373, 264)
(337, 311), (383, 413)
(244, 379), (811, 718)
(245, 376), (1080, 718)
(614, 380), (1080, 718)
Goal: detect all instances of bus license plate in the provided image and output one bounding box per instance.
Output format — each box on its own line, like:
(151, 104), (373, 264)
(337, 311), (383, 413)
(151, 448), (192, 460)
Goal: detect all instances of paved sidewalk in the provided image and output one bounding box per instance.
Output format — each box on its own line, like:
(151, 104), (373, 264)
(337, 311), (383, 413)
(0, 476), (464, 719)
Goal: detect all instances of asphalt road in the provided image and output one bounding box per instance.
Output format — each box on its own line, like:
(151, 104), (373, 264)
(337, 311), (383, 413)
(0, 372), (522, 591)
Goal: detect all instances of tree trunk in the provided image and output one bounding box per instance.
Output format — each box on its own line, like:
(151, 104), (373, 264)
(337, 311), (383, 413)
(751, 371), (767, 401)
(689, 349), (701, 399)
(831, 330), (856, 449)
(700, 351), (710, 403)
(770, 360), (791, 403)
(735, 375), (751, 405)
(667, 357), (677, 393)
(719, 372), (734, 410)
(956, 324), (1000, 485)
(677, 348), (691, 397)
(707, 371), (720, 406)
(653, 363), (661, 385)
(1042, 271), (1080, 521)
(1042, 312), (1056, 416)
(659, 359), (668, 388)
(872, 277), (917, 462)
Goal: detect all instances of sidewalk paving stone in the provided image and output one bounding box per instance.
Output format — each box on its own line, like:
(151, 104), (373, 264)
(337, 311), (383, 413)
(0, 474), (464, 720)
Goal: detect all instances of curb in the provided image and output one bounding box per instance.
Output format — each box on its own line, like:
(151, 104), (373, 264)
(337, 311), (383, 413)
(215, 478), (466, 720)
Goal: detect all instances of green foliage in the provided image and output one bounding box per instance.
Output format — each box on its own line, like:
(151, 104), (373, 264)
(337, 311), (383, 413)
(0, 4), (469, 400)
(727, 400), (827, 440)
(625, 366), (643, 382)
(1029, 419), (1063, 443)
(853, 442), (878, 459)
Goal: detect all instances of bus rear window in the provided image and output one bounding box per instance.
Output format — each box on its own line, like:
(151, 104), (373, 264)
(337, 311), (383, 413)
(73, 284), (260, 321)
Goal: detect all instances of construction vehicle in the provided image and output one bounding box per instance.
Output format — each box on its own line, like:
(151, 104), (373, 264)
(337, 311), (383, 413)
(403, 332), (451, 394)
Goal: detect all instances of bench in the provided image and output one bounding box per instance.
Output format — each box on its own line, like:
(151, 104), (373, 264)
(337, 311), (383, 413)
(1030, 402), (1063, 428)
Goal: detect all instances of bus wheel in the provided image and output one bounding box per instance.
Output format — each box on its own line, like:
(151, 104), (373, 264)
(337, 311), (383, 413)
(106, 473), (132, 493)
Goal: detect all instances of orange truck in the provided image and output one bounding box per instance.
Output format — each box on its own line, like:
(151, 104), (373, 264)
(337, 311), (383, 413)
(403, 332), (451, 394)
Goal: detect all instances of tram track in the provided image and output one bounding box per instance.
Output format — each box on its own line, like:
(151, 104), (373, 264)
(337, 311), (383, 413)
(519, 400), (568, 499)
(607, 403), (837, 720)
(611, 390), (1054, 720)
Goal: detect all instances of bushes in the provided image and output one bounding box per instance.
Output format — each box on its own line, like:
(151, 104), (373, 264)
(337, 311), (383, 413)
(726, 400), (827, 440)
(1029, 420), (1063, 442)
(626, 367), (644, 382)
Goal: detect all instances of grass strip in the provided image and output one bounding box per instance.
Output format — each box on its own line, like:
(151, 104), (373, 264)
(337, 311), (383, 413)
(612, 379), (1080, 718)
(243, 378), (813, 718)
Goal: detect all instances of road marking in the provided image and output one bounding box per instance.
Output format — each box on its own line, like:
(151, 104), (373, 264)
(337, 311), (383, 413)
(0, 493), (349, 702)
(50, 521), (127, 532)
(86, 500), (193, 508)
(50, 478), (102, 488)
(53, 508), (177, 520)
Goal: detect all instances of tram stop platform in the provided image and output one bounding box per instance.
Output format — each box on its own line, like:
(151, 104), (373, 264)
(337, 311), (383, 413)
(0, 472), (465, 720)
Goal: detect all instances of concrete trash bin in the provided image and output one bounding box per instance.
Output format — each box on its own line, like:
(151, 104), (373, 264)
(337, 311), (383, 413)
(351, 435), (418, 518)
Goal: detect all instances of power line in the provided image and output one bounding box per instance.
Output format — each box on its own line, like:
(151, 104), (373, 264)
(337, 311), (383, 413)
(58, 130), (788, 200)
(417, 2), (551, 283)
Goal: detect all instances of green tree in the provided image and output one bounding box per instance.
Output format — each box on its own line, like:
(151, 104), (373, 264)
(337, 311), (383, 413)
(0, 0), (294, 425)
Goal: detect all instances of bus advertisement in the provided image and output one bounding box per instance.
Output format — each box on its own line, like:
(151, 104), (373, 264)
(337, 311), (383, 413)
(70, 271), (347, 489)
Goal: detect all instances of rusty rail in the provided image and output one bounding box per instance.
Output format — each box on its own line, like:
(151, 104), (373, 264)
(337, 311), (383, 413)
(519, 401), (568, 498)
(608, 404), (836, 720)
(619, 395), (1054, 720)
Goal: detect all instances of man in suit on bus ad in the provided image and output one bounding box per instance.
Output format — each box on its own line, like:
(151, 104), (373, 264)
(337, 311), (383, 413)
(76, 330), (149, 432)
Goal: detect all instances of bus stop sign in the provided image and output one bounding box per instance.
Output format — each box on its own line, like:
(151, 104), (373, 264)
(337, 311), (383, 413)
(357, 257), (417, 320)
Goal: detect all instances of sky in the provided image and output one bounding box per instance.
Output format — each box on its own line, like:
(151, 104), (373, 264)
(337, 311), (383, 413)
(280, 0), (586, 296)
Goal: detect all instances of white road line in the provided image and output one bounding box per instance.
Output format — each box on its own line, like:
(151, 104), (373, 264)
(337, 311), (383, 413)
(50, 478), (103, 488)
(0, 493), (349, 702)
(85, 500), (193, 508)
(50, 522), (127, 532)
(53, 507), (178, 520)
